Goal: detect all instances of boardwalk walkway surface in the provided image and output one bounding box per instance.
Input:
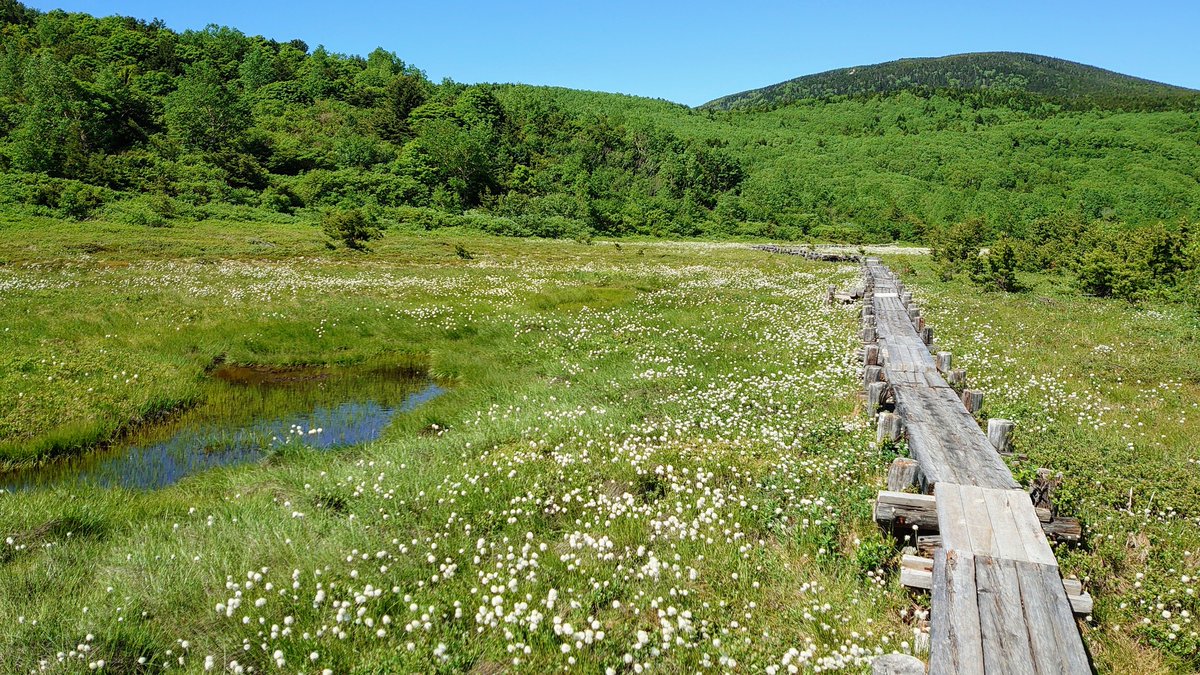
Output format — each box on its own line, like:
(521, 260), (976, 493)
(861, 258), (1092, 674)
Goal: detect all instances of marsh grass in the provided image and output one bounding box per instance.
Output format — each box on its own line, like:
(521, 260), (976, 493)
(0, 220), (1192, 672)
(2, 221), (932, 673)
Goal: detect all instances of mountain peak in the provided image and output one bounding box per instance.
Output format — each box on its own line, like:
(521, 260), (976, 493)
(702, 52), (1198, 110)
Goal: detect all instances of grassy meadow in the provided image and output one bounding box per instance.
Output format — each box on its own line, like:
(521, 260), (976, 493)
(0, 220), (1197, 673)
(1, 221), (915, 673)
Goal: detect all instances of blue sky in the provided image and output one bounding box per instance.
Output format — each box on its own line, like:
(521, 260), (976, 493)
(26, 0), (1200, 106)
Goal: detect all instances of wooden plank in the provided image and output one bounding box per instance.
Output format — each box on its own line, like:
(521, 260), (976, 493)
(929, 548), (984, 675)
(975, 556), (1036, 674)
(1015, 560), (1068, 674)
(961, 485), (1000, 558)
(935, 482), (972, 553)
(982, 487), (1031, 563)
(1032, 562), (1093, 673)
(1006, 491), (1060, 567)
(902, 553), (933, 571)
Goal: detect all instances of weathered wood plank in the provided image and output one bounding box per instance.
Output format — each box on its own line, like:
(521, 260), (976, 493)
(930, 548), (984, 675)
(1015, 560), (1069, 674)
(1032, 562), (1093, 673)
(900, 566), (933, 590)
(975, 556), (1036, 674)
(935, 482), (972, 553)
(1006, 491), (1059, 567)
(961, 486), (1001, 559)
(982, 487), (1031, 563)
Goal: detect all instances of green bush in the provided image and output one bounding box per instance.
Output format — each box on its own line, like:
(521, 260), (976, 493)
(322, 208), (382, 250)
(968, 237), (1022, 292)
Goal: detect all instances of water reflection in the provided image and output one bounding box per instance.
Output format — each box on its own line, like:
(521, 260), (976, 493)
(3, 365), (443, 491)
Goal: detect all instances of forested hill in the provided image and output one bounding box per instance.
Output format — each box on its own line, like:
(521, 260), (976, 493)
(703, 52), (1200, 111)
(1, 2), (1199, 302)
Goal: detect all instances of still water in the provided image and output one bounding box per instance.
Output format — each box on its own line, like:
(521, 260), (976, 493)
(3, 364), (443, 491)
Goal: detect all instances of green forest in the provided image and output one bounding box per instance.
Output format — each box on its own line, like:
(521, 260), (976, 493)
(1, 3), (1198, 301)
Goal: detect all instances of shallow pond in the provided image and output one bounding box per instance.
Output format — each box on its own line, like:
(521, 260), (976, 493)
(2, 364), (443, 491)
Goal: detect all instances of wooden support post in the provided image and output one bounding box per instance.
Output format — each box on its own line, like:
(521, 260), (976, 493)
(900, 291), (912, 306)
(826, 285), (836, 305)
(885, 456), (919, 490)
(877, 413), (904, 444)
(864, 344), (880, 366)
(920, 326), (934, 345)
(864, 365), (884, 386)
(947, 369), (966, 388)
(915, 316), (926, 332)
(863, 326), (877, 342)
(867, 382), (889, 418)
(961, 389), (983, 414)
(935, 351), (952, 373)
(986, 419), (1014, 454)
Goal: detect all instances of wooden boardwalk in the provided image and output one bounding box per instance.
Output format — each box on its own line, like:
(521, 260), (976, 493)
(861, 259), (1092, 674)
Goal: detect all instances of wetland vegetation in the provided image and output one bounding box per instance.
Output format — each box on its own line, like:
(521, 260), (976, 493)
(1, 2), (1199, 673)
(0, 224), (1197, 673)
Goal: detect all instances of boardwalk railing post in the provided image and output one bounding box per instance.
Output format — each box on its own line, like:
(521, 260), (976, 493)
(864, 344), (880, 366)
(987, 419), (1014, 455)
(947, 369), (966, 389)
(877, 412), (904, 445)
(935, 351), (952, 373)
(961, 389), (984, 414)
(885, 456), (919, 490)
(867, 381), (889, 419)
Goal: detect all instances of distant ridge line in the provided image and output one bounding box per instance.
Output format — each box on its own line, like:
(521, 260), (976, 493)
(701, 51), (1199, 111)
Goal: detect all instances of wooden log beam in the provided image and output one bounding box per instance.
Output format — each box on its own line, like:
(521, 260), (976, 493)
(917, 535), (941, 557)
(904, 555), (1093, 615)
(874, 491), (939, 532)
(875, 491), (1080, 543)
(1041, 517), (1082, 542)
